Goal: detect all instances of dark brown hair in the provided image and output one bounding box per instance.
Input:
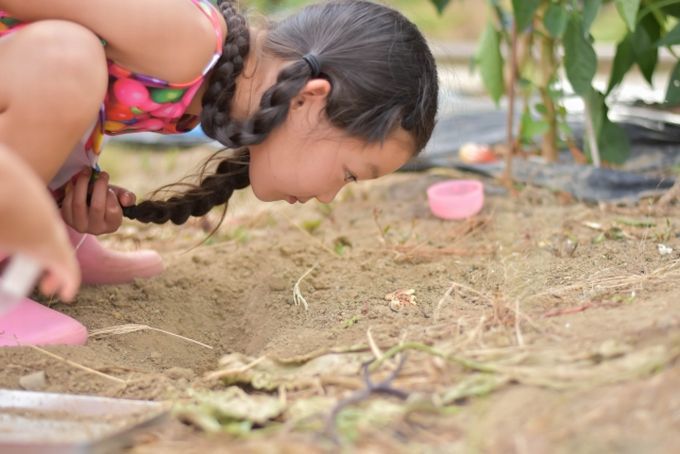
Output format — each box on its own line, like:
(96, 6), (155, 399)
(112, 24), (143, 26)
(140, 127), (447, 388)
(123, 0), (438, 225)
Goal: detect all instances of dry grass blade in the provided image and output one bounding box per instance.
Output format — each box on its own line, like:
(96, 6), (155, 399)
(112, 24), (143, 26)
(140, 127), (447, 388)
(27, 345), (127, 385)
(514, 298), (525, 347)
(366, 327), (384, 361)
(90, 324), (213, 350)
(433, 283), (456, 322)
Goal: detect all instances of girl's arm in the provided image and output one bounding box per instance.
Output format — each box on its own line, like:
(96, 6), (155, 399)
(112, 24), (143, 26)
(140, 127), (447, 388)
(0, 0), (224, 83)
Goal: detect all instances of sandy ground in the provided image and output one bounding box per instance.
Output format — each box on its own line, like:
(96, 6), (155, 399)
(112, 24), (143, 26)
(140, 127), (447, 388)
(1, 145), (679, 452)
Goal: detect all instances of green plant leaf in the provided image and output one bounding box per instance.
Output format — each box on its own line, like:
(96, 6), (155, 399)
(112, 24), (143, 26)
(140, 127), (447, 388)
(614, 0), (641, 31)
(665, 60), (680, 104)
(632, 14), (660, 84)
(598, 119), (630, 164)
(544, 3), (569, 38)
(607, 34), (635, 94)
(475, 22), (505, 105)
(584, 0), (603, 32)
(429, 0), (451, 15)
(563, 15), (597, 96)
(657, 23), (680, 47)
(512, 0), (541, 31)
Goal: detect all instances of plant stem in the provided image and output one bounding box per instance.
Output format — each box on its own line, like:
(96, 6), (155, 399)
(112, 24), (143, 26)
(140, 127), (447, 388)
(539, 33), (558, 162)
(583, 98), (602, 167)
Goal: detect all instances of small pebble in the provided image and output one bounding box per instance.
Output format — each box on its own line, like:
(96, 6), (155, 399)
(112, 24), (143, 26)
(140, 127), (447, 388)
(19, 371), (47, 391)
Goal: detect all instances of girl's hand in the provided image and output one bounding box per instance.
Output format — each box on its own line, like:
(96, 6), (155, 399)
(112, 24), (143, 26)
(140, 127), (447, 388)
(60, 168), (136, 235)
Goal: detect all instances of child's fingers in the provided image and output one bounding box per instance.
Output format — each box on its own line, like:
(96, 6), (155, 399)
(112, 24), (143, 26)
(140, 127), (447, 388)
(87, 172), (110, 227)
(71, 169), (92, 232)
(104, 188), (123, 231)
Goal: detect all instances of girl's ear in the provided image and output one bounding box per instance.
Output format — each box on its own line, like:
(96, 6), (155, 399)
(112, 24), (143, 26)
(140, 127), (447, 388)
(291, 79), (332, 110)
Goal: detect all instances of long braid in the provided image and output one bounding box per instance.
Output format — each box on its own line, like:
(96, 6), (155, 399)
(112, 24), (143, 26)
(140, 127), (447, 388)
(123, 151), (250, 225)
(200, 0), (250, 143)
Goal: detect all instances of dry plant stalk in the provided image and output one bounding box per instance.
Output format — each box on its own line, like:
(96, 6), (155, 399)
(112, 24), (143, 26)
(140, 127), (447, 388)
(433, 283), (456, 323)
(27, 345), (127, 385)
(90, 324), (213, 349)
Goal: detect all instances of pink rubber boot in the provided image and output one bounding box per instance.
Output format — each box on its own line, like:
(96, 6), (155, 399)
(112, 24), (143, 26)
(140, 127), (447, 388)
(67, 227), (164, 285)
(0, 298), (87, 347)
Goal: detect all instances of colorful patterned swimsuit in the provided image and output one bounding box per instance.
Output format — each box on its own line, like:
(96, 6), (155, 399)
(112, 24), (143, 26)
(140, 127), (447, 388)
(0, 0), (223, 192)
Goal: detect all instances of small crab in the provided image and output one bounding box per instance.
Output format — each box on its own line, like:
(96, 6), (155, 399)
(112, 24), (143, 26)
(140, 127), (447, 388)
(384, 289), (417, 312)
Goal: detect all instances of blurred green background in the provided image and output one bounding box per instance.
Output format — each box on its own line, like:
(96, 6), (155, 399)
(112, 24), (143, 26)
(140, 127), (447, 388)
(244, 0), (627, 42)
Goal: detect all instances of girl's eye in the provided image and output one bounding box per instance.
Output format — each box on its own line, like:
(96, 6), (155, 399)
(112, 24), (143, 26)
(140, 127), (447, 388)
(344, 170), (358, 183)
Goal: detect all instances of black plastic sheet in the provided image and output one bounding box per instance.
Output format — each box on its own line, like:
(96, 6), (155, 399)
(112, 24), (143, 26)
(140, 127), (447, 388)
(407, 108), (679, 203)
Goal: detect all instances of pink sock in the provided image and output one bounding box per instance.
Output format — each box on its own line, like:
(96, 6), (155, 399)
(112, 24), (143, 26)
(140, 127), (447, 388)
(0, 298), (87, 347)
(67, 227), (164, 285)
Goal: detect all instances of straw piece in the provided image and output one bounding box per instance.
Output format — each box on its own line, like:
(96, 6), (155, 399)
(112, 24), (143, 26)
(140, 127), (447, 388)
(27, 345), (127, 385)
(90, 324), (213, 350)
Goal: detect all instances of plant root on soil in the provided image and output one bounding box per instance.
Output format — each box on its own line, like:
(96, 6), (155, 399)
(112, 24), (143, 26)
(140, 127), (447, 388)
(292, 265), (317, 310)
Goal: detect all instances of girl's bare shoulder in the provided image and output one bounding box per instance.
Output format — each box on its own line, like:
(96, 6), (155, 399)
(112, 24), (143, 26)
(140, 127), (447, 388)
(1, 0), (227, 84)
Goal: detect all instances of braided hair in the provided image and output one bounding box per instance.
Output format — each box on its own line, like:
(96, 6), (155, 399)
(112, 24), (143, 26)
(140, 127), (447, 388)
(124, 0), (439, 226)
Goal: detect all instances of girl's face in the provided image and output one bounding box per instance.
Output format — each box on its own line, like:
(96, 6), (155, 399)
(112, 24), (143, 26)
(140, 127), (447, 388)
(248, 80), (413, 204)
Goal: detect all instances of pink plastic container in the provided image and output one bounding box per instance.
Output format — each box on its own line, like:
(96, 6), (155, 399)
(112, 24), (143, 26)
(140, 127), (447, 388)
(427, 179), (484, 220)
